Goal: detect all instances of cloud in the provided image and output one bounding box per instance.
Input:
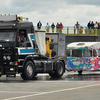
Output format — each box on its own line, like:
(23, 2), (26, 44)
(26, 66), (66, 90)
(20, 3), (100, 27)
(65, 0), (100, 5)
(2, 0), (63, 14)
(0, 0), (100, 27)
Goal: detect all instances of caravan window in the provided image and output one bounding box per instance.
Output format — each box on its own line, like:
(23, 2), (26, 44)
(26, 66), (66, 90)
(72, 50), (82, 57)
(93, 50), (97, 57)
(98, 50), (100, 57)
(84, 50), (92, 57)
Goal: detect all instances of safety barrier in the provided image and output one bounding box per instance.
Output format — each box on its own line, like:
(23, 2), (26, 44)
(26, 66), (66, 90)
(67, 28), (97, 36)
(35, 27), (100, 36)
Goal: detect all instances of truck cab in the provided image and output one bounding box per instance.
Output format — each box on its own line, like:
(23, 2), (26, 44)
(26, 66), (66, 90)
(0, 14), (66, 80)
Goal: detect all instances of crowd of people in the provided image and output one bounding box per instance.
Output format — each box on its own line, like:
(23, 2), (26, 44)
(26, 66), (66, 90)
(74, 21), (100, 29)
(37, 21), (100, 34)
(87, 21), (100, 29)
(37, 21), (64, 33)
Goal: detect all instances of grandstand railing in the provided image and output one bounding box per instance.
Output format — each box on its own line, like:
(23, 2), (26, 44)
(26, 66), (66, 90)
(35, 26), (100, 36)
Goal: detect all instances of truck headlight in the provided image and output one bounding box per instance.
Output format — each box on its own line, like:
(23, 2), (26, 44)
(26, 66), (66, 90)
(3, 56), (6, 60)
(7, 56), (11, 60)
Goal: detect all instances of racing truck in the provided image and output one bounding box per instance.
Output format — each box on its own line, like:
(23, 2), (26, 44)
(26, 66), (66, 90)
(0, 14), (66, 80)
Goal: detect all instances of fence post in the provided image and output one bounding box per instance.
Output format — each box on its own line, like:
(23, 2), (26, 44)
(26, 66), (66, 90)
(88, 28), (89, 36)
(67, 27), (69, 35)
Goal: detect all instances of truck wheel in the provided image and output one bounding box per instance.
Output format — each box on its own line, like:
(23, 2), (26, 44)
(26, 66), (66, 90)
(78, 70), (83, 75)
(55, 61), (64, 78)
(21, 73), (26, 80)
(21, 61), (35, 80)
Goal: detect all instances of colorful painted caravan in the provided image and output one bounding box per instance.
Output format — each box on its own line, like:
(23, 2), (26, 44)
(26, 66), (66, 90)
(67, 42), (100, 74)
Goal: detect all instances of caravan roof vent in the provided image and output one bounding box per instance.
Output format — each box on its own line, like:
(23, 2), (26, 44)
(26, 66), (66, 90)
(77, 43), (85, 45)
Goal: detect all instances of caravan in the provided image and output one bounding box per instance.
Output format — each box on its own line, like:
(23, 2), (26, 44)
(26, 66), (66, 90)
(66, 42), (100, 74)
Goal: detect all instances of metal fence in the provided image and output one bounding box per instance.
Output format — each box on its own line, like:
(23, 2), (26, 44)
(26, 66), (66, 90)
(35, 27), (100, 36)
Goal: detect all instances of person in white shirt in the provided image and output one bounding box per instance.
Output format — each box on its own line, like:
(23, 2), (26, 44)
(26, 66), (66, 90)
(94, 21), (98, 28)
(45, 23), (50, 32)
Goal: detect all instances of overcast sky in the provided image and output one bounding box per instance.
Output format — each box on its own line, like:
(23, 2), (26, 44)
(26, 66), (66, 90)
(0, 0), (100, 27)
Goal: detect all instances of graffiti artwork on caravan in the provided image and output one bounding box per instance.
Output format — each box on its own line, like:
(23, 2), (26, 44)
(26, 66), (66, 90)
(66, 42), (100, 74)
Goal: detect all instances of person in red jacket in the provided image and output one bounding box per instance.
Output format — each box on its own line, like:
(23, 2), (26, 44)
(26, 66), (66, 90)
(59, 22), (64, 33)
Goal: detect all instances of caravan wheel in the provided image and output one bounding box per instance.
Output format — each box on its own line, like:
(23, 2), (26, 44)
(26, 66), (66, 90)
(78, 70), (83, 75)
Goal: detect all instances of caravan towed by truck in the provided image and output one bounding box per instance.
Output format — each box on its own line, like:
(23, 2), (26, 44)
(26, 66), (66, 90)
(0, 14), (66, 80)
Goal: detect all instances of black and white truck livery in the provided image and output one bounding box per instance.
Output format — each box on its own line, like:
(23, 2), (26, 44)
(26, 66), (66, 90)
(0, 14), (66, 80)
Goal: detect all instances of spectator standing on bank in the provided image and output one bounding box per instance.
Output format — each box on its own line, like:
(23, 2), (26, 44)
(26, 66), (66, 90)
(51, 23), (55, 33)
(94, 21), (98, 28)
(98, 23), (100, 29)
(91, 21), (94, 28)
(79, 26), (83, 34)
(87, 21), (91, 29)
(74, 21), (80, 29)
(37, 21), (42, 30)
(45, 23), (50, 32)
(56, 22), (59, 33)
(74, 21), (80, 34)
(59, 22), (64, 33)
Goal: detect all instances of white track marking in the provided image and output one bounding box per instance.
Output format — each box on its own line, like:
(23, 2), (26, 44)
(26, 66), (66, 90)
(3, 83), (100, 100)
(0, 91), (39, 94)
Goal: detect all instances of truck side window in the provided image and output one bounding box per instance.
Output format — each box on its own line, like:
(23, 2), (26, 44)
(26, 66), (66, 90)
(32, 41), (36, 48)
(93, 50), (97, 57)
(84, 50), (92, 57)
(72, 50), (82, 57)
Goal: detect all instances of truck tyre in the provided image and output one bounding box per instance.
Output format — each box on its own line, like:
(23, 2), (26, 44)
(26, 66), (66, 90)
(21, 61), (35, 80)
(78, 70), (82, 75)
(21, 73), (26, 80)
(55, 61), (64, 78)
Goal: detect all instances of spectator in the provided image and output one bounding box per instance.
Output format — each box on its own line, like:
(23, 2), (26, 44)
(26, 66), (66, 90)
(56, 22), (59, 33)
(74, 21), (80, 29)
(98, 23), (100, 29)
(94, 21), (98, 28)
(87, 21), (91, 29)
(79, 26), (83, 34)
(45, 23), (50, 32)
(91, 21), (94, 28)
(51, 23), (55, 33)
(59, 22), (64, 33)
(51, 49), (56, 57)
(74, 21), (80, 34)
(37, 21), (42, 30)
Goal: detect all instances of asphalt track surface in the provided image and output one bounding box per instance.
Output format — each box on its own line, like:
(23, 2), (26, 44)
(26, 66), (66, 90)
(0, 71), (100, 100)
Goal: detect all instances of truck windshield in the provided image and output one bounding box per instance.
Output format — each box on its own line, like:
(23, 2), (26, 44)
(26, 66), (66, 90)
(0, 32), (16, 42)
